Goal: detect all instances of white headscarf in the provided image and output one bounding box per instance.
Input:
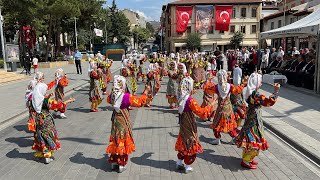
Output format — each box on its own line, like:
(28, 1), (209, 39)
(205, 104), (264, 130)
(111, 75), (126, 113)
(178, 63), (187, 74)
(55, 68), (64, 83)
(32, 82), (48, 113)
(25, 72), (44, 101)
(122, 59), (128, 68)
(233, 66), (242, 86)
(178, 76), (194, 114)
(217, 70), (230, 99)
(148, 63), (155, 73)
(244, 72), (262, 101)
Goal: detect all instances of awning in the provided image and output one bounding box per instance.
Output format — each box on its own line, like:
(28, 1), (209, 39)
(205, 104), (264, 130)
(261, 9), (320, 39)
(201, 42), (214, 46)
(174, 43), (186, 47)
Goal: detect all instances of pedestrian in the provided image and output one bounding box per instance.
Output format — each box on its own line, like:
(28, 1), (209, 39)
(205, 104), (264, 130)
(31, 72), (74, 164)
(32, 55), (38, 73)
(175, 76), (213, 174)
(236, 73), (280, 169)
(24, 52), (32, 75)
(214, 47), (223, 70)
(106, 75), (150, 173)
(210, 70), (247, 145)
(74, 49), (82, 74)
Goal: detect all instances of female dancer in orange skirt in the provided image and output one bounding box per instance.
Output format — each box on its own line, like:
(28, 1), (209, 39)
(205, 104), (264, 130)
(106, 75), (149, 173)
(175, 76), (213, 173)
(201, 72), (217, 121)
(210, 70), (247, 145)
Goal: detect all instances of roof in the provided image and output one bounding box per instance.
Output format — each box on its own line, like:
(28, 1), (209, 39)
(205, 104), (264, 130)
(168, 0), (262, 5)
(263, 9), (297, 20)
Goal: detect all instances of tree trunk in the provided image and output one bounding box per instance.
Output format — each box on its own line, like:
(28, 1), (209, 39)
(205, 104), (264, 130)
(45, 14), (52, 62)
(56, 20), (61, 60)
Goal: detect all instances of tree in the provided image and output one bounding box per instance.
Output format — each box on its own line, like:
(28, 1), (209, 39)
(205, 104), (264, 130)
(146, 22), (155, 37)
(132, 27), (151, 48)
(186, 33), (201, 51)
(230, 31), (244, 49)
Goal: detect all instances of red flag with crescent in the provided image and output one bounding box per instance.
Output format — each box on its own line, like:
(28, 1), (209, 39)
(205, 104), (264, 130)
(215, 6), (232, 31)
(176, 6), (193, 33)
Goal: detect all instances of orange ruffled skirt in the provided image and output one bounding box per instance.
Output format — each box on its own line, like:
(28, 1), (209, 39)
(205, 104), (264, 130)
(175, 135), (203, 156)
(106, 131), (135, 155)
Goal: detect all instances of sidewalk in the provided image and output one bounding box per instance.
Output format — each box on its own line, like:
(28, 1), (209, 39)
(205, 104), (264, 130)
(260, 84), (320, 164)
(0, 61), (122, 125)
(0, 77), (318, 179)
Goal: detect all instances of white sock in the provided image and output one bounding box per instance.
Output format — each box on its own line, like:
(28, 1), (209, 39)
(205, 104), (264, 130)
(177, 159), (183, 165)
(185, 165), (192, 170)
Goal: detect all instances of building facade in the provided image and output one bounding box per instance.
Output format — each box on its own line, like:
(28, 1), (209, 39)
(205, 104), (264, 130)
(161, 0), (262, 52)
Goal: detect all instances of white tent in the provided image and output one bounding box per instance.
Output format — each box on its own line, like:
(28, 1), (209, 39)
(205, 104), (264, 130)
(261, 9), (320, 39)
(261, 10), (320, 94)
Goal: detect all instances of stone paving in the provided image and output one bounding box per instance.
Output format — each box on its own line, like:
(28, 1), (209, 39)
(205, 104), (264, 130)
(0, 75), (319, 180)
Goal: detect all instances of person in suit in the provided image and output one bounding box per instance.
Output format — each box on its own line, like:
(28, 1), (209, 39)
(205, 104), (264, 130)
(302, 59), (316, 90)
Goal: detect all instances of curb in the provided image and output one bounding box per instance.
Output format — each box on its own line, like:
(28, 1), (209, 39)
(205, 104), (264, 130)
(264, 121), (320, 166)
(0, 67), (121, 130)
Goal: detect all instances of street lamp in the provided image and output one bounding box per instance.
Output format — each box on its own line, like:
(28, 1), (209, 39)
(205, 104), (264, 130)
(74, 17), (78, 49)
(0, 6), (7, 71)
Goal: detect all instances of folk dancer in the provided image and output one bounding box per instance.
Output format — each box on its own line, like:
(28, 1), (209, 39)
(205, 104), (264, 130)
(89, 63), (103, 112)
(192, 56), (206, 89)
(32, 72), (74, 164)
(145, 63), (160, 107)
(53, 68), (69, 118)
(166, 61), (178, 109)
(136, 54), (147, 82)
(201, 72), (217, 121)
(98, 58), (113, 95)
(175, 76), (213, 173)
(210, 70), (247, 145)
(236, 73), (280, 169)
(106, 75), (149, 172)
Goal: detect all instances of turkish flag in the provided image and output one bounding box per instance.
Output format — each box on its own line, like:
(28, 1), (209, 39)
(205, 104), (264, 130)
(215, 6), (232, 31)
(176, 6), (193, 33)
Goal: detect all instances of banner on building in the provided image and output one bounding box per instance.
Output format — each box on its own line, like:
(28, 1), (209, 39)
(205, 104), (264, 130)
(94, 28), (103, 37)
(196, 6), (213, 34)
(215, 6), (232, 31)
(176, 6), (193, 33)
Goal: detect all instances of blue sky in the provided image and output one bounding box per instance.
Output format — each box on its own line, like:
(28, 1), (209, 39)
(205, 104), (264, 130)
(104, 0), (175, 21)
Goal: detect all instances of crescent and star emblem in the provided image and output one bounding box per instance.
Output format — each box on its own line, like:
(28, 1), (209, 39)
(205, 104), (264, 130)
(219, 11), (230, 23)
(180, 12), (190, 24)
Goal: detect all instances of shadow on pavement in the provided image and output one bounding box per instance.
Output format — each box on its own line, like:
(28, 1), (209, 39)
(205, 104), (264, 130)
(13, 124), (30, 133)
(6, 148), (35, 161)
(99, 106), (114, 112)
(198, 135), (230, 145)
(68, 107), (91, 113)
(69, 152), (113, 172)
(5, 136), (33, 147)
(168, 132), (178, 138)
(133, 126), (167, 131)
(198, 149), (245, 171)
(60, 137), (104, 145)
(130, 152), (176, 172)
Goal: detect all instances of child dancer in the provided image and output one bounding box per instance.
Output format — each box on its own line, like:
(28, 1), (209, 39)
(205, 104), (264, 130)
(53, 68), (69, 118)
(32, 72), (74, 164)
(89, 65), (103, 112)
(106, 75), (149, 172)
(166, 61), (178, 108)
(210, 70), (247, 145)
(236, 72), (280, 169)
(201, 72), (217, 121)
(175, 76), (213, 173)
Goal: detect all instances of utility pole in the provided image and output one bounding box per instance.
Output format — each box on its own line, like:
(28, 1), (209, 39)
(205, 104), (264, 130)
(74, 17), (78, 49)
(0, 7), (7, 71)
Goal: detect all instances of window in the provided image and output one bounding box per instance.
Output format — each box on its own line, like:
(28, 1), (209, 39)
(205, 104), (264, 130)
(230, 25), (235, 33)
(251, 8), (257, 18)
(271, 22), (274, 30)
(232, 8), (236, 18)
(278, 20), (282, 28)
(241, 8), (246, 18)
(219, 30), (224, 34)
(290, 18), (294, 24)
(251, 25), (257, 34)
(240, 25), (246, 34)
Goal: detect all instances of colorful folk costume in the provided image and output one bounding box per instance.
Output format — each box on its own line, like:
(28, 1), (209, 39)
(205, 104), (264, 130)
(166, 61), (178, 108)
(236, 73), (279, 169)
(106, 75), (149, 173)
(192, 57), (206, 89)
(175, 77), (212, 174)
(210, 70), (246, 145)
(89, 64), (103, 112)
(53, 68), (69, 118)
(98, 58), (113, 95)
(31, 75), (74, 164)
(145, 63), (159, 107)
(136, 57), (146, 82)
(201, 72), (217, 121)
(230, 66), (246, 128)
(128, 59), (138, 95)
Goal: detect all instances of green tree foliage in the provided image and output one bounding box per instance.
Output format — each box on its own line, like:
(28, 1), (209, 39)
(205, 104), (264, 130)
(132, 27), (151, 46)
(230, 31), (244, 49)
(186, 33), (201, 51)
(146, 22), (155, 36)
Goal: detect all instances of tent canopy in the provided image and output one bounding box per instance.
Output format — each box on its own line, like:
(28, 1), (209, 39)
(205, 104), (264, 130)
(261, 9), (320, 39)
